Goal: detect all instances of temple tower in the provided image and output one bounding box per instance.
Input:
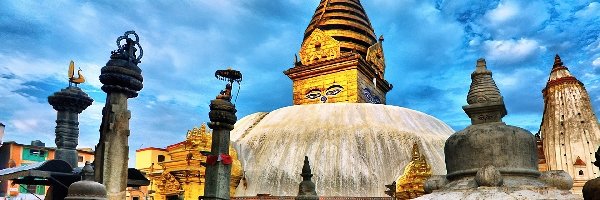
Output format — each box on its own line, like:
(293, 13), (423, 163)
(540, 55), (600, 194)
(48, 61), (93, 167)
(284, 0), (393, 105)
(95, 31), (144, 200)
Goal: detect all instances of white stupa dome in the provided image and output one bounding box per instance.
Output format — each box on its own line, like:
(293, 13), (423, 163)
(231, 103), (454, 197)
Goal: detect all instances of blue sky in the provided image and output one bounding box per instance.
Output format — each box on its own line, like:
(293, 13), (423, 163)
(1, 0), (599, 166)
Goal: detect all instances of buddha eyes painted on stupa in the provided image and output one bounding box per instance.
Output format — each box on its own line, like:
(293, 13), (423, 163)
(325, 85), (343, 96)
(306, 89), (322, 100)
(305, 84), (344, 103)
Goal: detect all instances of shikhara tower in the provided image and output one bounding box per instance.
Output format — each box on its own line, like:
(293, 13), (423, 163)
(284, 0), (392, 105)
(540, 55), (600, 194)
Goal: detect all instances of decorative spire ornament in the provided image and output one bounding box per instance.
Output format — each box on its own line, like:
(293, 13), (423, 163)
(463, 58), (506, 125)
(296, 156), (318, 200)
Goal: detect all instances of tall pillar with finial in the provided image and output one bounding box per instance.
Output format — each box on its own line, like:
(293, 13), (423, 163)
(94, 31), (144, 200)
(48, 61), (93, 168)
(203, 68), (242, 200)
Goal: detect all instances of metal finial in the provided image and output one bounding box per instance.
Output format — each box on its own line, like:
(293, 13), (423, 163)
(67, 61), (86, 86)
(112, 31), (143, 64)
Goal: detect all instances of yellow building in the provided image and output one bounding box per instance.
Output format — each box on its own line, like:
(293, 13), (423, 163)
(133, 124), (243, 200)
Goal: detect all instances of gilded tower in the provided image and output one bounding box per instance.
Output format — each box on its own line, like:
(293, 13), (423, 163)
(284, 0), (392, 105)
(540, 55), (600, 194)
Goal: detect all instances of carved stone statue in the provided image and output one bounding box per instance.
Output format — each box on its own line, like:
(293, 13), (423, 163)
(217, 83), (233, 101)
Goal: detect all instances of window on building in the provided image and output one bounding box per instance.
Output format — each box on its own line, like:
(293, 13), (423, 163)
(579, 170), (584, 176)
(29, 149), (46, 156)
(23, 148), (47, 162)
(36, 185), (45, 195)
(133, 197), (140, 200)
(78, 156), (84, 162)
(158, 155), (165, 162)
(19, 184), (46, 195)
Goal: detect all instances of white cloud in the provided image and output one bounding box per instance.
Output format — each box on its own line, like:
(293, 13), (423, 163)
(483, 0), (550, 38)
(495, 67), (545, 89)
(575, 2), (600, 19)
(593, 57), (600, 67)
(486, 1), (518, 24)
(483, 38), (544, 63)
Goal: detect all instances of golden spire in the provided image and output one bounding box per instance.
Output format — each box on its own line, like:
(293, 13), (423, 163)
(304, 0), (377, 57)
(395, 142), (432, 199)
(68, 60), (86, 86)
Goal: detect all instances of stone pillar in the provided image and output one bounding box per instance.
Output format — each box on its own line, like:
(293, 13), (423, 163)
(48, 86), (93, 168)
(94, 31), (143, 200)
(204, 69), (240, 200)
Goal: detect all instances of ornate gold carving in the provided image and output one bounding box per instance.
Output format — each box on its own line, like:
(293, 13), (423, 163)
(395, 143), (432, 199)
(144, 123), (243, 198)
(299, 28), (341, 65)
(157, 172), (181, 195)
(366, 41), (385, 78)
(186, 123), (211, 151)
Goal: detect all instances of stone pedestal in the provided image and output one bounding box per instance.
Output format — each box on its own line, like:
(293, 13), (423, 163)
(94, 31), (143, 200)
(204, 98), (237, 200)
(48, 86), (93, 168)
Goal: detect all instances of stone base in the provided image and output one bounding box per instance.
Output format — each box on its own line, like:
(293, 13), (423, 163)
(416, 187), (581, 200)
(55, 149), (79, 168)
(295, 196), (319, 200)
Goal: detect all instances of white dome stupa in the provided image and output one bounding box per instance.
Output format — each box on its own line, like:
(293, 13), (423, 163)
(231, 103), (454, 197)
